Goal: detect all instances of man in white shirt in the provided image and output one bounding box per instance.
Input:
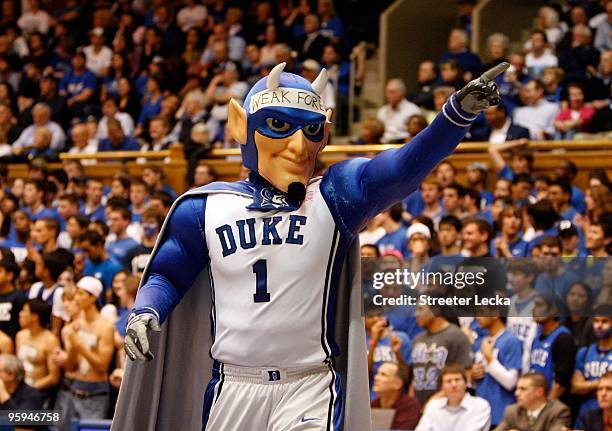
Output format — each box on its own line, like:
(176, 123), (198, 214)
(96, 98), (134, 140)
(68, 123), (97, 164)
(377, 78), (422, 142)
(525, 30), (558, 79)
(12, 103), (65, 151)
(177, 0), (208, 32)
(469, 104), (530, 143)
(16, 0), (50, 35)
(83, 27), (113, 77)
(143, 117), (173, 152)
(301, 59), (336, 110)
(416, 364), (491, 431)
(594, 0), (612, 51)
(204, 61), (249, 124)
(513, 79), (560, 139)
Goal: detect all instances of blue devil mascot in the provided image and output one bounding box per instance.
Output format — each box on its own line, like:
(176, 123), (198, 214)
(112, 62), (508, 431)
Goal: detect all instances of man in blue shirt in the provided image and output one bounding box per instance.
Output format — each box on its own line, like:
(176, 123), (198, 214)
(21, 180), (58, 222)
(58, 50), (97, 118)
(526, 201), (560, 255)
(439, 29), (482, 80)
(473, 307), (523, 427)
(488, 141), (533, 182)
(106, 206), (139, 262)
(493, 206), (528, 257)
(366, 309), (412, 400)
(98, 118), (140, 152)
(548, 179), (579, 223)
(78, 230), (122, 303)
(534, 236), (580, 298)
(573, 308), (612, 428)
(554, 160), (585, 213)
(376, 203), (409, 258)
(530, 289), (577, 404)
(79, 178), (106, 222)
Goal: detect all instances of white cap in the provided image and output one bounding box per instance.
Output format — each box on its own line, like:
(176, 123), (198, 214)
(301, 59), (321, 72)
(407, 223), (431, 239)
(90, 27), (104, 37)
(77, 276), (103, 298)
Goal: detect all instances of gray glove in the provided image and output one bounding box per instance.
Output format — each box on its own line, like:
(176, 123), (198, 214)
(124, 312), (161, 362)
(456, 62), (510, 114)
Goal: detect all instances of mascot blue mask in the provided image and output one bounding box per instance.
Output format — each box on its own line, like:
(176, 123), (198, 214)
(228, 62), (331, 200)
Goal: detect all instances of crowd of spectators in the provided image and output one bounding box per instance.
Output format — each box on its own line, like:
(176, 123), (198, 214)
(361, 7), (611, 428)
(361, 2), (612, 425)
(0, 0), (373, 186)
(361, 139), (612, 430)
(369, 0), (611, 145)
(0, 155), (221, 427)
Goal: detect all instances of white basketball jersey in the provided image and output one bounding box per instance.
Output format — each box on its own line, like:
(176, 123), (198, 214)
(204, 179), (341, 367)
(506, 316), (538, 373)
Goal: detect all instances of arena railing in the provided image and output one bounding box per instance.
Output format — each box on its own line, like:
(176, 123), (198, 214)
(205, 140), (612, 191)
(7, 143), (188, 193)
(6, 141), (610, 194)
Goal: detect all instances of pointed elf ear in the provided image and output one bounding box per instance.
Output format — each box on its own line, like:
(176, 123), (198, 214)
(228, 99), (247, 145)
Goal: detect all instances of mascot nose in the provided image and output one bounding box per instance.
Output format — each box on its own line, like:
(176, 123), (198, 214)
(286, 130), (308, 160)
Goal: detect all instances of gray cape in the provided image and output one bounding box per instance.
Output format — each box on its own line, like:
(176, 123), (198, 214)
(111, 191), (371, 431)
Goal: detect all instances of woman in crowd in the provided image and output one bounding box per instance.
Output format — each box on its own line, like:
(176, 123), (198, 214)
(564, 281), (595, 347)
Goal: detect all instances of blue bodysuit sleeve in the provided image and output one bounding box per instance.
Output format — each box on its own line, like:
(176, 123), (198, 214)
(321, 94), (476, 236)
(133, 195), (209, 323)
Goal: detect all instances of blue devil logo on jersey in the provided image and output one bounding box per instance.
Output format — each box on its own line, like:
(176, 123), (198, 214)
(259, 188), (289, 209)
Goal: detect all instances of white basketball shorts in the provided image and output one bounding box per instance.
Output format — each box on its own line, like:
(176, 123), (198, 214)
(202, 360), (343, 431)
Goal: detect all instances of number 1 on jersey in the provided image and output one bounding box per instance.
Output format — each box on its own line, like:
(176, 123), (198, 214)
(252, 259), (270, 303)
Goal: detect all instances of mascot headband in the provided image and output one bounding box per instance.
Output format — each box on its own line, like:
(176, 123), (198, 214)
(249, 88), (326, 115)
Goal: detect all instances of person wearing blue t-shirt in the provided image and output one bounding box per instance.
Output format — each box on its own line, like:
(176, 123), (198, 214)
(493, 206), (529, 257)
(466, 162), (494, 206)
(526, 200), (560, 255)
(548, 179), (579, 223)
(558, 221), (588, 278)
(366, 311), (412, 400)
(79, 178), (106, 222)
(530, 290), (577, 404)
(580, 220), (611, 296)
(436, 215), (463, 258)
(137, 75), (164, 129)
(488, 140), (533, 182)
(141, 166), (177, 200)
(106, 207), (139, 262)
(535, 236), (581, 298)
(573, 310), (612, 429)
(586, 220), (611, 260)
(441, 182), (465, 219)
(376, 203), (409, 258)
(472, 310), (523, 427)
(439, 29), (482, 80)
(111, 271), (139, 338)
(78, 231), (123, 302)
(418, 179), (444, 227)
(98, 118), (140, 152)
(21, 180), (59, 222)
(554, 159), (585, 213)
(58, 51), (97, 117)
